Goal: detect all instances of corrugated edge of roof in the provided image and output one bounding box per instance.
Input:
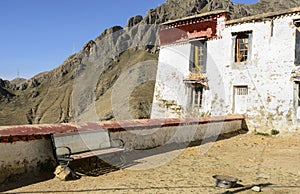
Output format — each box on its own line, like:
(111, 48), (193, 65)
(227, 6), (300, 25)
(161, 10), (229, 25)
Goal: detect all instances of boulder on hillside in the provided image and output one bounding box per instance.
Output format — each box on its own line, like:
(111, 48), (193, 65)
(126, 15), (143, 28)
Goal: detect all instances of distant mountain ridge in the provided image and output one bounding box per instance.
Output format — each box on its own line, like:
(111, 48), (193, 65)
(1, 0), (300, 125)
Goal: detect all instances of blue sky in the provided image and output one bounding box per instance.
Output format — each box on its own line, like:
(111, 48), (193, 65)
(0, 0), (258, 80)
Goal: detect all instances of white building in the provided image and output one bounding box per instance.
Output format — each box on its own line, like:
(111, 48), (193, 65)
(151, 7), (300, 131)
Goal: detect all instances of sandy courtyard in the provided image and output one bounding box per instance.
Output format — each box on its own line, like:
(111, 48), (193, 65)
(1, 131), (300, 193)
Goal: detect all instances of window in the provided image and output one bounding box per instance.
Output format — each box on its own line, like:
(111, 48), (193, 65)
(235, 86), (248, 96)
(294, 82), (300, 119)
(295, 28), (300, 65)
(191, 86), (203, 108)
(190, 41), (207, 73)
(298, 83), (300, 107)
(232, 32), (252, 63)
(296, 82), (300, 107)
(294, 19), (300, 27)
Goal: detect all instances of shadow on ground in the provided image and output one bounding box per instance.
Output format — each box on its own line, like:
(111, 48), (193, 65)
(0, 130), (247, 192)
(221, 183), (273, 193)
(70, 157), (128, 177)
(5, 182), (300, 194)
(0, 172), (55, 193)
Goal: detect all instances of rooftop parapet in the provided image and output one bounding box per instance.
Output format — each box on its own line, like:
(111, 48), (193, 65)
(226, 6), (300, 25)
(159, 10), (230, 46)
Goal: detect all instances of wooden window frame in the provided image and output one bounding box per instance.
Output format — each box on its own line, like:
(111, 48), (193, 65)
(297, 83), (300, 107)
(190, 40), (207, 73)
(232, 31), (252, 63)
(191, 86), (203, 108)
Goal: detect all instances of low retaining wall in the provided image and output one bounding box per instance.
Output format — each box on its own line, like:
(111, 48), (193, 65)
(0, 115), (245, 183)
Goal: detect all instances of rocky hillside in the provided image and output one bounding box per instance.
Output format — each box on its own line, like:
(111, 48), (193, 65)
(1, 0), (300, 125)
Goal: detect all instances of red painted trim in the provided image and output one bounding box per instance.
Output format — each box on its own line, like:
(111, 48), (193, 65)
(159, 12), (230, 46)
(0, 115), (244, 141)
(159, 21), (217, 46)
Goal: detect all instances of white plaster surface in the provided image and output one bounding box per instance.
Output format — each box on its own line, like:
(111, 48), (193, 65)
(151, 44), (191, 118)
(110, 119), (243, 169)
(152, 13), (300, 131)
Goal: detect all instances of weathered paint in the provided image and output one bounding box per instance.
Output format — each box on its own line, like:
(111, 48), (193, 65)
(110, 119), (243, 150)
(152, 9), (300, 131)
(220, 14), (299, 131)
(151, 43), (191, 118)
(159, 10), (229, 45)
(0, 116), (244, 183)
(0, 138), (54, 183)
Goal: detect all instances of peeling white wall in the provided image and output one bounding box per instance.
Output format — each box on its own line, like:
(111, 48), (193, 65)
(151, 44), (191, 118)
(218, 15), (298, 131)
(0, 139), (54, 183)
(152, 13), (300, 131)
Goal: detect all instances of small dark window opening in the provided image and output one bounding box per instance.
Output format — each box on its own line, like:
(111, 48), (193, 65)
(297, 83), (300, 107)
(295, 28), (300, 66)
(235, 86), (248, 96)
(294, 19), (300, 27)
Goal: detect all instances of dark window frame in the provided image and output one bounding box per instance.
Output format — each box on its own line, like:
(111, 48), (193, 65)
(234, 85), (248, 96)
(294, 19), (300, 65)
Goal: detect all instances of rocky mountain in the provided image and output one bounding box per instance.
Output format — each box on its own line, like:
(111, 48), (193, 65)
(1, 0), (300, 126)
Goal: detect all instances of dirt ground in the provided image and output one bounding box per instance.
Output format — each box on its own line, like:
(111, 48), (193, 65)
(2, 131), (300, 194)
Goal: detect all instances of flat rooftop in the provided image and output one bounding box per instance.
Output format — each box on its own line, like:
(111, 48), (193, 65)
(227, 6), (300, 25)
(161, 6), (300, 26)
(161, 10), (228, 25)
